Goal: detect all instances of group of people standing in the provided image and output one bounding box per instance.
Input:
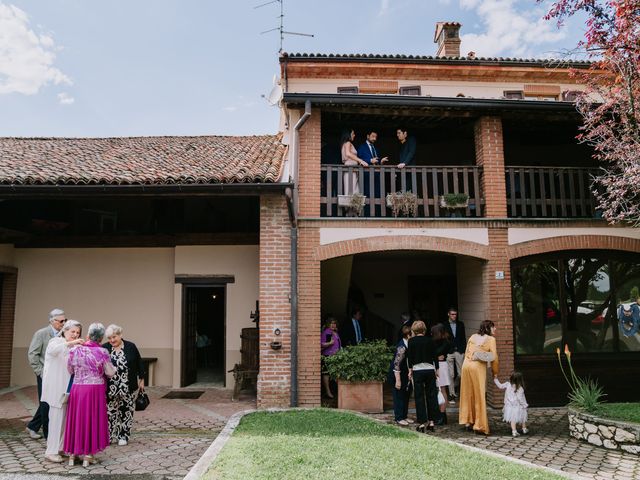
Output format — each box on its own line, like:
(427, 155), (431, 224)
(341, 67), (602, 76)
(340, 127), (416, 196)
(321, 307), (529, 437)
(26, 309), (145, 466)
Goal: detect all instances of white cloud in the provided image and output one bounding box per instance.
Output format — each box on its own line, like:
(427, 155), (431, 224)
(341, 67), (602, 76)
(378, 0), (390, 17)
(458, 0), (566, 58)
(57, 92), (74, 105)
(0, 3), (72, 95)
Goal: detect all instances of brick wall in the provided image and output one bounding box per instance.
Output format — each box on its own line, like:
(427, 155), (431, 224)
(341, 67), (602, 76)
(297, 109), (321, 218)
(296, 225), (321, 406)
(258, 194), (292, 408)
(0, 269), (17, 388)
(484, 227), (513, 407)
(475, 116), (507, 218)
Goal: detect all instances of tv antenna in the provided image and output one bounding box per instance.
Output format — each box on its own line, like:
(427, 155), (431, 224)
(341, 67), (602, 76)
(255, 0), (314, 53)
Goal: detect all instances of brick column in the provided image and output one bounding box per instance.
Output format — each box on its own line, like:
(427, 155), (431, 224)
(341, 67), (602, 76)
(0, 270), (18, 388)
(484, 227), (514, 407)
(475, 116), (507, 218)
(296, 225), (321, 406)
(297, 110), (321, 217)
(257, 194), (291, 408)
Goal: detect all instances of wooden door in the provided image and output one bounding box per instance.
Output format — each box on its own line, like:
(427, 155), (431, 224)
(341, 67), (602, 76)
(181, 286), (198, 386)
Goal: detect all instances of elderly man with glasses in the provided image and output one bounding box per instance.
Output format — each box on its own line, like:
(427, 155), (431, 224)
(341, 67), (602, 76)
(26, 308), (66, 440)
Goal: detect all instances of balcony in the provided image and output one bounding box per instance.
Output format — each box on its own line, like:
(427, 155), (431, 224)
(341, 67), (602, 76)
(320, 164), (484, 218)
(505, 166), (600, 218)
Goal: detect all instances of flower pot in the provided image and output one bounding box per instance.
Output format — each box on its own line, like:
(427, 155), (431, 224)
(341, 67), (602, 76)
(337, 380), (383, 413)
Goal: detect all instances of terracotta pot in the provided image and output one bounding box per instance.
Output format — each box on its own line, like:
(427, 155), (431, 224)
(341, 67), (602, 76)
(337, 380), (384, 413)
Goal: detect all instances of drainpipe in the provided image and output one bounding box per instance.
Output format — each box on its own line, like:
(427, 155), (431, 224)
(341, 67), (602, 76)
(289, 100), (311, 407)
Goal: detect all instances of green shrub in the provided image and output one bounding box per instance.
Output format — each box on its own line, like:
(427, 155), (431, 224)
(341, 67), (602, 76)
(441, 193), (469, 206)
(324, 340), (393, 382)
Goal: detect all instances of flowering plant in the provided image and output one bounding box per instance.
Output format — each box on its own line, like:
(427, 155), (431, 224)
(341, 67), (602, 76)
(557, 344), (605, 412)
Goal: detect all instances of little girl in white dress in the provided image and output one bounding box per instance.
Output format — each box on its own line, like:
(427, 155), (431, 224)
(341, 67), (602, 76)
(494, 371), (529, 437)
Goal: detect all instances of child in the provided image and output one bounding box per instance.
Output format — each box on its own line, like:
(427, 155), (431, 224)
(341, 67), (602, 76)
(494, 371), (529, 437)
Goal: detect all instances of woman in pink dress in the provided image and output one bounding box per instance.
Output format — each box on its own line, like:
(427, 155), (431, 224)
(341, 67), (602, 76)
(340, 129), (368, 195)
(64, 323), (115, 467)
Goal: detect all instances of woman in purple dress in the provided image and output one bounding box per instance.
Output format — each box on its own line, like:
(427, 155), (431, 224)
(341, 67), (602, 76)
(321, 316), (341, 399)
(64, 323), (115, 467)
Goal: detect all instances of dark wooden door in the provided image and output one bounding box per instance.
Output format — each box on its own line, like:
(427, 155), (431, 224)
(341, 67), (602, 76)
(181, 286), (198, 386)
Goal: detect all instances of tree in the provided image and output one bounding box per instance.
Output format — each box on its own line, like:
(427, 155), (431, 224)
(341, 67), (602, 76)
(541, 1), (640, 224)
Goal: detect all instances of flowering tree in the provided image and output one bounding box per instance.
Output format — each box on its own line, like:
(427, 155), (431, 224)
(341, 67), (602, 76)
(541, 0), (640, 224)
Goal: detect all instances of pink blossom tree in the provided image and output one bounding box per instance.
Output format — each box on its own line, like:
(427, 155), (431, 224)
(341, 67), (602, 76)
(541, 0), (640, 224)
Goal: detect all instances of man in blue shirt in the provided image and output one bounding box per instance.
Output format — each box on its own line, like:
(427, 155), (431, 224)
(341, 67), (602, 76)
(341, 308), (366, 347)
(357, 130), (388, 215)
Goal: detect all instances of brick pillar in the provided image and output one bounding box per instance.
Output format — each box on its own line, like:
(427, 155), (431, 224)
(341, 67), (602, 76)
(257, 194), (291, 408)
(475, 116), (507, 218)
(297, 110), (321, 217)
(484, 228), (513, 407)
(0, 270), (18, 388)
(296, 225), (321, 406)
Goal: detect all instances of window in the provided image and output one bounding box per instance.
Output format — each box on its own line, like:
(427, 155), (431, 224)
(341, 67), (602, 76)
(503, 90), (524, 100)
(562, 90), (581, 102)
(512, 253), (640, 355)
(399, 85), (421, 96)
(337, 86), (358, 94)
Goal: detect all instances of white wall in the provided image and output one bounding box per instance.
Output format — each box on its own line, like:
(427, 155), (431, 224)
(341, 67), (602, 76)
(10, 245), (259, 388)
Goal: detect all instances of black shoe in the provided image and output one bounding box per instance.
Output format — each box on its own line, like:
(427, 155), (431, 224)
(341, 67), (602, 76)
(426, 423), (435, 432)
(416, 424), (426, 433)
(465, 424), (473, 432)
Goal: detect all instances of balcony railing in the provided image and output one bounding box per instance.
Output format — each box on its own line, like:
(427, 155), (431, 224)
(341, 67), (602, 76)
(320, 164), (484, 218)
(505, 166), (600, 218)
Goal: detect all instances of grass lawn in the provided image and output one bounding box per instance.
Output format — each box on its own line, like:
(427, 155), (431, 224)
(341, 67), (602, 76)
(204, 409), (564, 480)
(594, 403), (640, 424)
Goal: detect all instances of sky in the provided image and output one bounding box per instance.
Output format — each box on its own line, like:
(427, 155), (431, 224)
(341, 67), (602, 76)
(0, 0), (587, 138)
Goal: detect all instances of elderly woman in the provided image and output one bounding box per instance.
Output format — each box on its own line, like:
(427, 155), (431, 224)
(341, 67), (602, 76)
(40, 320), (84, 463)
(103, 324), (145, 446)
(64, 323), (115, 467)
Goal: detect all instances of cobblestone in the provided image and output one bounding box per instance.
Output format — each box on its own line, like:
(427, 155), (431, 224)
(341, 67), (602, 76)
(370, 407), (640, 479)
(0, 386), (254, 479)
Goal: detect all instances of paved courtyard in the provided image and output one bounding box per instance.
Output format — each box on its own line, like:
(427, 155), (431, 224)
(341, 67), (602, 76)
(371, 406), (640, 480)
(0, 385), (255, 479)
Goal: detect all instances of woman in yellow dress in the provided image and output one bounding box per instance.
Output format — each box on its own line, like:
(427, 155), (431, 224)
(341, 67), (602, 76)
(458, 320), (499, 435)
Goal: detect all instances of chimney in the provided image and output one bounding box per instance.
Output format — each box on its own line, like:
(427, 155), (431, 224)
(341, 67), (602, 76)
(434, 22), (462, 57)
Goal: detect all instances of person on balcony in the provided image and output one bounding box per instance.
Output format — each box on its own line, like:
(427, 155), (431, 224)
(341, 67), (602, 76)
(340, 129), (368, 195)
(396, 126), (416, 169)
(357, 130), (388, 215)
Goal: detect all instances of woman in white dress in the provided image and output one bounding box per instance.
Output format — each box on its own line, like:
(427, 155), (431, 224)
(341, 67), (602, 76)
(494, 371), (529, 437)
(41, 320), (84, 463)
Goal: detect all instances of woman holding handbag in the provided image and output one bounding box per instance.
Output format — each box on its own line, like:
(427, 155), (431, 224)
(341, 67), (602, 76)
(41, 320), (84, 463)
(458, 320), (499, 436)
(104, 324), (146, 446)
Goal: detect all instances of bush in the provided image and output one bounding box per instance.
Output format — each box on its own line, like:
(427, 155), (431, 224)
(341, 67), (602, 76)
(324, 340), (393, 382)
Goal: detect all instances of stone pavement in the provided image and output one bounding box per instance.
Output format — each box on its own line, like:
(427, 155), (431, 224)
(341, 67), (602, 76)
(370, 406), (640, 480)
(0, 386), (255, 479)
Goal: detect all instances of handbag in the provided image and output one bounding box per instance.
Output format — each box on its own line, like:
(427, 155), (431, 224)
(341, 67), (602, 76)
(437, 390), (446, 406)
(472, 350), (495, 362)
(135, 389), (150, 411)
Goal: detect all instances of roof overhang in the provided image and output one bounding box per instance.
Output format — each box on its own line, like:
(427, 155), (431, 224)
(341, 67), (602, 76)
(0, 182), (293, 198)
(283, 93), (581, 119)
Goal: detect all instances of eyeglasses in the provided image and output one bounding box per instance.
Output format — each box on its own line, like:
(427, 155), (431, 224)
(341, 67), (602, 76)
(54, 318), (67, 323)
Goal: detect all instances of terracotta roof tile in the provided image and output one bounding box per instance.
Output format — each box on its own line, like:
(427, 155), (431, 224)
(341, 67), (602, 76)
(0, 134), (286, 185)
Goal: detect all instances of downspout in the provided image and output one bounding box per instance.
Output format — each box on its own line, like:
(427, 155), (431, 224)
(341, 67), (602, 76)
(289, 99), (311, 407)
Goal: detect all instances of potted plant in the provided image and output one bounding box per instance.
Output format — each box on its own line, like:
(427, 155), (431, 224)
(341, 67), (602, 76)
(324, 340), (393, 413)
(386, 191), (419, 217)
(439, 192), (469, 209)
(337, 192), (365, 216)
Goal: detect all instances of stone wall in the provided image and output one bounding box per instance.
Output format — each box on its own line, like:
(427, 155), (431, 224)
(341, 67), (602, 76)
(568, 408), (640, 454)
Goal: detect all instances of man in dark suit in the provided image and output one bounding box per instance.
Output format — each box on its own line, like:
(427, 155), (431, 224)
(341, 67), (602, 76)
(396, 126), (416, 169)
(442, 307), (466, 401)
(341, 308), (365, 347)
(357, 130), (388, 215)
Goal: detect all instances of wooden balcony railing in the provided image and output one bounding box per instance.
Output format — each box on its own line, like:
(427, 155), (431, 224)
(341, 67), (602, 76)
(320, 164), (484, 218)
(505, 166), (600, 218)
